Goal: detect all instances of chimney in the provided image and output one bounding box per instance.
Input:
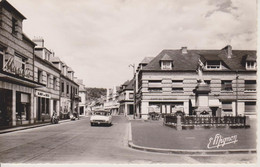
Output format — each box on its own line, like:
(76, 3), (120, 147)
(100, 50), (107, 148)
(181, 47), (188, 54)
(223, 45), (232, 58)
(33, 37), (44, 47)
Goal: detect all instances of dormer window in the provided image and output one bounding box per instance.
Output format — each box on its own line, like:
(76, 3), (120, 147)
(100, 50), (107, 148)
(160, 53), (173, 70)
(205, 61), (221, 70)
(246, 61), (256, 70)
(161, 61), (172, 70)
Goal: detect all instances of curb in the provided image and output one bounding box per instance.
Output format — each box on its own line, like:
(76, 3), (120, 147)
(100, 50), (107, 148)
(0, 117), (88, 134)
(127, 122), (257, 155)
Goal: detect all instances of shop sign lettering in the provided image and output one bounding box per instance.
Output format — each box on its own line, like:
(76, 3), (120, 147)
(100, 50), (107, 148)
(207, 134), (238, 149)
(3, 57), (31, 78)
(36, 91), (51, 98)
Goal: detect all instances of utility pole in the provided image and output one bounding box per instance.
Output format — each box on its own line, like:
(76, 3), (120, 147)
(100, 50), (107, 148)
(129, 64), (136, 119)
(236, 70), (239, 116)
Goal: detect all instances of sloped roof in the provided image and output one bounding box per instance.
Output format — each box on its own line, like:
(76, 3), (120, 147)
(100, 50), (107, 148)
(122, 80), (130, 86)
(245, 54), (256, 61)
(140, 57), (154, 64)
(142, 48), (256, 72)
(125, 79), (134, 90)
(160, 53), (173, 61)
(0, 0), (26, 20)
(50, 56), (61, 62)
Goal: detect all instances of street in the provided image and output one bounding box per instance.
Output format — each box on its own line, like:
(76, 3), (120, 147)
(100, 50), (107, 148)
(0, 116), (256, 164)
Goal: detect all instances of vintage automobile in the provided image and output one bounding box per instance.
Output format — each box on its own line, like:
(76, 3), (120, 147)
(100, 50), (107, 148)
(90, 110), (112, 126)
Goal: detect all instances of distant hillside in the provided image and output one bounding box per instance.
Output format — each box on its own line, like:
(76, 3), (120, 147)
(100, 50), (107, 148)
(86, 87), (106, 102)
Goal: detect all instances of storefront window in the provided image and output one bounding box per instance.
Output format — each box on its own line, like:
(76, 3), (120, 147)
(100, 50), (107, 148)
(0, 89), (12, 126)
(16, 92), (30, 124)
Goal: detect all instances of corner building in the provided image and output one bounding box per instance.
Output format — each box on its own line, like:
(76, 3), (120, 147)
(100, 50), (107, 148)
(136, 46), (257, 119)
(0, 0), (42, 127)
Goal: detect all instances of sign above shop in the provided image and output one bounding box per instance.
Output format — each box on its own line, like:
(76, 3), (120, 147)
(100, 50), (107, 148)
(35, 91), (51, 98)
(3, 56), (31, 78)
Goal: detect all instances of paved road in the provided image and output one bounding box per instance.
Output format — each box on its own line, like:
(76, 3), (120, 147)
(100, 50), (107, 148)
(0, 116), (256, 164)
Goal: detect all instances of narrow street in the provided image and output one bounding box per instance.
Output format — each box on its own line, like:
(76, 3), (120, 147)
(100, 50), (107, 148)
(0, 116), (256, 164)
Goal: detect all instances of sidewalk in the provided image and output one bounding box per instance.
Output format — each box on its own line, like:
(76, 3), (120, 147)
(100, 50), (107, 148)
(0, 116), (88, 134)
(128, 117), (257, 154)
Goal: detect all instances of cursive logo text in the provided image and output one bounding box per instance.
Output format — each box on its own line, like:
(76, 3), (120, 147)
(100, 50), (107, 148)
(207, 134), (238, 149)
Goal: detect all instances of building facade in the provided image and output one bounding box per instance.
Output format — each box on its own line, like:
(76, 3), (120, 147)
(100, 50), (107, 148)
(75, 78), (86, 116)
(0, 0), (42, 127)
(136, 46), (257, 119)
(51, 58), (79, 119)
(118, 79), (134, 116)
(104, 86), (120, 115)
(33, 38), (61, 122)
(0, 0), (82, 127)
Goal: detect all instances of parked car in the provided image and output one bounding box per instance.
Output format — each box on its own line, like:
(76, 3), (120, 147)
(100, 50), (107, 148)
(90, 110), (112, 126)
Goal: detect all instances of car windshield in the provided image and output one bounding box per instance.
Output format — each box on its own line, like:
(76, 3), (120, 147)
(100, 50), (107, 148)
(94, 111), (109, 116)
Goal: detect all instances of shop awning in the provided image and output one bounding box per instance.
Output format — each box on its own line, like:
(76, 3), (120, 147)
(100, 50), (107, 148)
(0, 73), (44, 88)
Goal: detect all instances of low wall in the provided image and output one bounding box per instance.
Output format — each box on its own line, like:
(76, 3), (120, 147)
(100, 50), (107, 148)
(164, 115), (250, 130)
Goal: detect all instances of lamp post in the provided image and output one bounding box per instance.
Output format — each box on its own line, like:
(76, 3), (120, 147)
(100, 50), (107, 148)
(129, 64), (136, 119)
(235, 70), (239, 116)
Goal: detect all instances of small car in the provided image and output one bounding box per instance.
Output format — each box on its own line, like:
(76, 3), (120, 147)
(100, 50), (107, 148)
(90, 110), (112, 126)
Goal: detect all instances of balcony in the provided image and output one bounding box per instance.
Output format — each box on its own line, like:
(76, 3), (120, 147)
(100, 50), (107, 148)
(244, 84), (256, 92)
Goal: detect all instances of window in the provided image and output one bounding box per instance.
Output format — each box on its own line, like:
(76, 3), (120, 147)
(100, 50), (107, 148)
(12, 18), (18, 34)
(53, 77), (57, 90)
(67, 84), (69, 94)
(221, 80), (232, 91)
(45, 52), (50, 61)
(148, 88), (162, 92)
(245, 80), (256, 92)
(222, 101), (232, 113)
(246, 61), (256, 70)
(46, 74), (50, 87)
(172, 88), (183, 93)
(129, 93), (134, 99)
(204, 80), (211, 85)
(172, 80), (183, 83)
(161, 61), (172, 70)
(38, 70), (43, 83)
(245, 102), (256, 113)
(75, 88), (78, 95)
(206, 61), (221, 69)
(14, 54), (26, 71)
(61, 82), (64, 93)
(149, 80), (161, 83)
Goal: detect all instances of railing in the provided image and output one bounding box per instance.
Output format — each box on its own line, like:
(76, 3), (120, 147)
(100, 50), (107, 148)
(164, 115), (247, 127)
(245, 84), (257, 91)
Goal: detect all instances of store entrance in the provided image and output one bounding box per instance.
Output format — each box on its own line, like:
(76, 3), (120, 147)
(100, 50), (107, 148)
(0, 89), (12, 127)
(16, 92), (30, 125)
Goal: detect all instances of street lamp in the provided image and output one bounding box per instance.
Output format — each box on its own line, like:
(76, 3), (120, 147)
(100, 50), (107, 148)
(129, 64), (136, 119)
(235, 70), (239, 116)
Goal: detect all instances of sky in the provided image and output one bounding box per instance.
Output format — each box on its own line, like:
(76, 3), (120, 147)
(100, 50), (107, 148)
(7, 0), (257, 88)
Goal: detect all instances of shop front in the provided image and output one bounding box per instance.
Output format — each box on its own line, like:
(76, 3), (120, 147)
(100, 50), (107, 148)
(0, 79), (36, 127)
(60, 97), (71, 119)
(16, 92), (31, 125)
(0, 88), (12, 127)
(35, 90), (50, 122)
